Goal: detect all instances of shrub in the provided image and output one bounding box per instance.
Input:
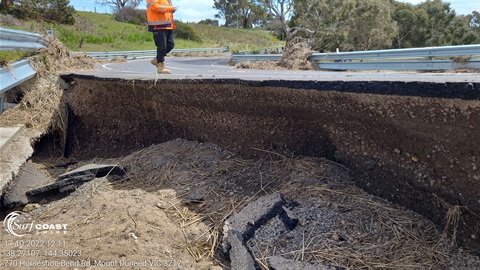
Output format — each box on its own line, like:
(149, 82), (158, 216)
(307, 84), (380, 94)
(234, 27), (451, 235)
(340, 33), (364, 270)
(115, 7), (147, 25)
(5, 0), (75, 24)
(198, 19), (219, 26)
(174, 21), (202, 42)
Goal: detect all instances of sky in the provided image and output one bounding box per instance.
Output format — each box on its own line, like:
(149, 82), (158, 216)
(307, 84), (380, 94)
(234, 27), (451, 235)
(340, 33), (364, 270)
(70, 0), (480, 23)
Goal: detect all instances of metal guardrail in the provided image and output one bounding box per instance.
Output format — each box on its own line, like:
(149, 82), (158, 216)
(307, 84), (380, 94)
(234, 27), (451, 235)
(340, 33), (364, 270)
(0, 60), (37, 113)
(74, 46), (230, 60)
(309, 45), (480, 61)
(0, 28), (48, 114)
(317, 59), (480, 70)
(0, 27), (49, 51)
(236, 46), (285, 55)
(232, 54), (282, 62)
(231, 44), (480, 71)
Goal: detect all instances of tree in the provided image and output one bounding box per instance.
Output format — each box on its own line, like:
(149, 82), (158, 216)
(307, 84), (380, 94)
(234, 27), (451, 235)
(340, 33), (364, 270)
(292, 0), (356, 50)
(263, 0), (313, 40)
(347, 0), (398, 50)
(96, 0), (140, 12)
(444, 15), (477, 45)
(392, 2), (425, 48)
(393, 0), (477, 47)
(467, 11), (480, 43)
(417, 0), (456, 46)
(214, 0), (267, 28)
(213, 0), (236, 27)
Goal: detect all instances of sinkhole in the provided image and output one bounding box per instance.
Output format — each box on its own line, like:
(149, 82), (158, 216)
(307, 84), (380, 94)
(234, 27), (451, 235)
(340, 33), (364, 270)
(3, 75), (480, 261)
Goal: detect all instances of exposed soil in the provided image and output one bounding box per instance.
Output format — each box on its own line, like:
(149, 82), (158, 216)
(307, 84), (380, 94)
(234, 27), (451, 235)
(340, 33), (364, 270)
(3, 32), (478, 270)
(54, 77), (480, 256)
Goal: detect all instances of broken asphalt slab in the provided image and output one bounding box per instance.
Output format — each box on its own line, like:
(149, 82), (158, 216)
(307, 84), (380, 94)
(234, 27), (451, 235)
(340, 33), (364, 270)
(58, 163), (125, 180)
(2, 161), (50, 207)
(0, 128), (40, 198)
(223, 192), (299, 270)
(0, 125), (24, 153)
(26, 164), (125, 198)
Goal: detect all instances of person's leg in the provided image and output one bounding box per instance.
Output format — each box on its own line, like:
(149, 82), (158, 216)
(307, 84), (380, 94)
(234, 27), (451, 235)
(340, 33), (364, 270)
(166, 30), (175, 54)
(153, 30), (167, 63)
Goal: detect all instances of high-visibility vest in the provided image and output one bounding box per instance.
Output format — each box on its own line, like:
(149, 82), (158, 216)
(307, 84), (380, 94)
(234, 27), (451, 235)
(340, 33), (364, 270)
(146, 0), (176, 31)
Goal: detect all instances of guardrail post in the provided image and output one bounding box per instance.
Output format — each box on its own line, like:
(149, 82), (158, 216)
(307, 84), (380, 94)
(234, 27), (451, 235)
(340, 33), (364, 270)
(0, 93), (4, 113)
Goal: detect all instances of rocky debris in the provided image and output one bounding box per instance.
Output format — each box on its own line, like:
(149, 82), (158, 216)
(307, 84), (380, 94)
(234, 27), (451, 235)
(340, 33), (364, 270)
(26, 164), (125, 198)
(269, 255), (337, 270)
(223, 192), (299, 270)
(22, 203), (40, 213)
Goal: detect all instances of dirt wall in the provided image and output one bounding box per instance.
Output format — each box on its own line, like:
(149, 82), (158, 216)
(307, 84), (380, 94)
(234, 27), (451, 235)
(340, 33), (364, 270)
(63, 76), (480, 253)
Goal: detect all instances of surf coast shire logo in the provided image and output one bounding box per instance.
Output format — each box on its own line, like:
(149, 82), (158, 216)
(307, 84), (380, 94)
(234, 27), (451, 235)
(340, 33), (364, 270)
(3, 211), (68, 237)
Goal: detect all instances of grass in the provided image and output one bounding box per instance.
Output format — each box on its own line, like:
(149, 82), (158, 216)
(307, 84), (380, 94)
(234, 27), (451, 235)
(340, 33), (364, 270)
(0, 51), (27, 64)
(1, 11), (284, 58)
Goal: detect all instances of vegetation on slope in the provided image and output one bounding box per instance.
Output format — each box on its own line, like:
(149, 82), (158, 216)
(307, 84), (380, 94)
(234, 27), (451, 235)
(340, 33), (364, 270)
(0, 10), (284, 54)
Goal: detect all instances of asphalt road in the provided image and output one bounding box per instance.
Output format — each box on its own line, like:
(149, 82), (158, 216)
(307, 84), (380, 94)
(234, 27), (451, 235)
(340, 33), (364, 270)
(73, 56), (480, 83)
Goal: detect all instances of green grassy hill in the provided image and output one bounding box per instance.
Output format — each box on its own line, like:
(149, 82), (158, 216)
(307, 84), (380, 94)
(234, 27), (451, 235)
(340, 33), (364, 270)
(14, 11), (284, 53)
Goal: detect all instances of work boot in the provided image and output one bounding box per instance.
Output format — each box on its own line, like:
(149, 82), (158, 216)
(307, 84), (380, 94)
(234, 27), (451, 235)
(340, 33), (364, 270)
(151, 58), (157, 66)
(157, 62), (172, 74)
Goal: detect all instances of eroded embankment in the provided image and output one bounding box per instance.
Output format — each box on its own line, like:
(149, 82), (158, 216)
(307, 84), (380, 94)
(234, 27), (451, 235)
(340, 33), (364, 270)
(61, 75), (480, 253)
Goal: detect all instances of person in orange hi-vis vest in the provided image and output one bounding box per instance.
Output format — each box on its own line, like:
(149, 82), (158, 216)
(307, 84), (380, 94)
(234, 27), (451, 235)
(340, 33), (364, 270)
(146, 0), (177, 74)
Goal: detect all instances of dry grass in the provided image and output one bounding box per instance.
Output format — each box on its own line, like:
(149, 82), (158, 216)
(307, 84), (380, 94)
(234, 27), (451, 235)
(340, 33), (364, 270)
(0, 37), (94, 138)
(274, 185), (452, 269)
(278, 36), (318, 70)
(114, 143), (462, 269)
(0, 74), (65, 133)
(235, 37), (318, 71)
(30, 37), (94, 75)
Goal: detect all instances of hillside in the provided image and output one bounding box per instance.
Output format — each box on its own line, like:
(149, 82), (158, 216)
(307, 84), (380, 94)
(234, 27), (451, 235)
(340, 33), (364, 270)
(1, 11), (284, 53)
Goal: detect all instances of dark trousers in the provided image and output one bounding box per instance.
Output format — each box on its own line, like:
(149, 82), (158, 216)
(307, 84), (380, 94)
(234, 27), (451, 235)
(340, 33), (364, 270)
(153, 30), (174, 63)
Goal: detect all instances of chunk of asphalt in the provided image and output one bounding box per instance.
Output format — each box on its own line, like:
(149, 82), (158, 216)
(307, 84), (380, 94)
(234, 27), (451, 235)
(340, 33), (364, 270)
(223, 192), (299, 270)
(269, 255), (340, 270)
(224, 192), (288, 242)
(280, 205), (299, 230)
(58, 164), (125, 180)
(2, 162), (50, 207)
(227, 230), (256, 270)
(26, 173), (95, 196)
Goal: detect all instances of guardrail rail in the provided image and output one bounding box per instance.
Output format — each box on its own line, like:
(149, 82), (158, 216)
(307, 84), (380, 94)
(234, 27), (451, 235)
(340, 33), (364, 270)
(74, 46), (230, 60)
(0, 60), (38, 112)
(0, 28), (49, 114)
(0, 27), (49, 51)
(231, 44), (480, 71)
(236, 46), (285, 55)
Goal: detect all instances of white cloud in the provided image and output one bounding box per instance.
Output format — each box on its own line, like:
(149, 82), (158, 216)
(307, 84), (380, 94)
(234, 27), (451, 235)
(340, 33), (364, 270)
(174, 0), (217, 22)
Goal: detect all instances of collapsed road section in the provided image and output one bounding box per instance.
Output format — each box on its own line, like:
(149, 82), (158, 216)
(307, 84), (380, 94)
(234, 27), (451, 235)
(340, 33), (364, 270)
(60, 74), (480, 254)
